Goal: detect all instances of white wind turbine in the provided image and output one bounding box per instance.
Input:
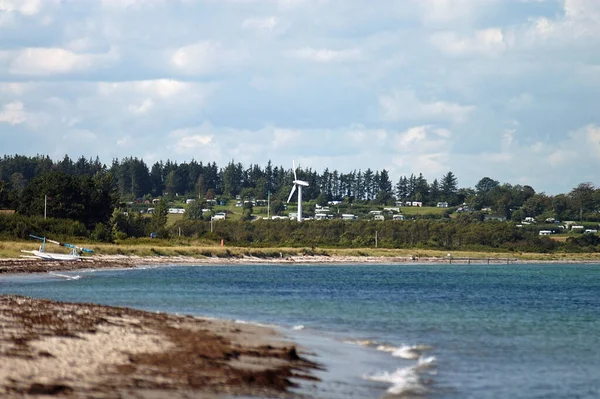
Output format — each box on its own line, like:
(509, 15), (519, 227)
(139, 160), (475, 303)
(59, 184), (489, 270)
(287, 160), (309, 222)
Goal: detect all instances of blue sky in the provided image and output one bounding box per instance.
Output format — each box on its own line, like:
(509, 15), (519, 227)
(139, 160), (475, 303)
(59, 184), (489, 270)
(1, 0), (599, 194)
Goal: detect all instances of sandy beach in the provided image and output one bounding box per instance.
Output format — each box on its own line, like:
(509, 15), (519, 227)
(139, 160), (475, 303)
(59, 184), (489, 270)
(2, 251), (598, 276)
(0, 295), (320, 399)
(0, 253), (521, 275)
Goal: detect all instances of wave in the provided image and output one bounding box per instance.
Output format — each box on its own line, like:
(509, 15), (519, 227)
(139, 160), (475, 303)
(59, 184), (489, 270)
(364, 366), (428, 396)
(344, 339), (433, 360)
(343, 339), (379, 347)
(292, 324), (305, 330)
(377, 344), (433, 360)
(363, 356), (437, 396)
(48, 272), (81, 281)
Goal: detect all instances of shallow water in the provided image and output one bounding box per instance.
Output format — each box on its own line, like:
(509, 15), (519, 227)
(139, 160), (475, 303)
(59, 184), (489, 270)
(2, 263), (600, 398)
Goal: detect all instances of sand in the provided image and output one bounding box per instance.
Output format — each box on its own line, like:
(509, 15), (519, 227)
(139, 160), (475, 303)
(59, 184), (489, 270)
(0, 295), (320, 398)
(0, 252), (528, 275)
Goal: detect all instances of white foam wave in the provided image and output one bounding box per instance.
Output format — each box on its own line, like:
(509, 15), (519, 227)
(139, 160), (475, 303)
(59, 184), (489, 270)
(343, 339), (378, 347)
(364, 365), (428, 396)
(48, 272), (81, 280)
(376, 344), (433, 360)
(292, 325), (304, 330)
(416, 356), (437, 370)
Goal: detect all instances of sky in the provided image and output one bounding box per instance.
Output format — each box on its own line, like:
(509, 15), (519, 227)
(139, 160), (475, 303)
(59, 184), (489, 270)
(0, 0), (599, 194)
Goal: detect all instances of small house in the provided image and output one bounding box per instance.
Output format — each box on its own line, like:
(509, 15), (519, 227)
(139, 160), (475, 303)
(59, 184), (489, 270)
(436, 202), (449, 208)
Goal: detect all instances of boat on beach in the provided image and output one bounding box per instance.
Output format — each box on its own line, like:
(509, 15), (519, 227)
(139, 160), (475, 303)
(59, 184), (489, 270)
(20, 234), (93, 261)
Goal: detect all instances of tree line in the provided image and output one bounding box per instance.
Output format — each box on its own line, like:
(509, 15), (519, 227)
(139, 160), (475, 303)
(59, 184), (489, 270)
(1, 154), (600, 228)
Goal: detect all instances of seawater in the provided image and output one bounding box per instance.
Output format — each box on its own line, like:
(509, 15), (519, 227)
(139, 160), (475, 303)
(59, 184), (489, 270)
(2, 263), (600, 398)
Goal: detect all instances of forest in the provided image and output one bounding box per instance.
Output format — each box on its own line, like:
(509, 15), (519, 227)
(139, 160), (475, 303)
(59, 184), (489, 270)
(0, 154), (599, 253)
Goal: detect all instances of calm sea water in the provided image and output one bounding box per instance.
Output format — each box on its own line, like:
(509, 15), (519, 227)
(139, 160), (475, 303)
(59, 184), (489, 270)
(2, 263), (600, 399)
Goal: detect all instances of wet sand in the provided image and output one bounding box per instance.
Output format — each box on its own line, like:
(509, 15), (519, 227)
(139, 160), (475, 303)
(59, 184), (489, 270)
(0, 295), (320, 398)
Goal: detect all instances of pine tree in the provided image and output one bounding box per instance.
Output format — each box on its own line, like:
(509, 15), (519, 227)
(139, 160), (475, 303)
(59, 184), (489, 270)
(441, 171), (458, 204)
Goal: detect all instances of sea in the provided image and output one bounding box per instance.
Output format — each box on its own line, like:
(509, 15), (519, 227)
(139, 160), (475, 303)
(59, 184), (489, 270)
(1, 263), (600, 399)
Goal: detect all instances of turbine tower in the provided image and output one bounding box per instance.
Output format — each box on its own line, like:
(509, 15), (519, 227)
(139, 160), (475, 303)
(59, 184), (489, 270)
(287, 160), (309, 222)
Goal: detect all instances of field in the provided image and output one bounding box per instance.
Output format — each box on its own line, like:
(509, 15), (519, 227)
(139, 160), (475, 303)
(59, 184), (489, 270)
(398, 206), (446, 215)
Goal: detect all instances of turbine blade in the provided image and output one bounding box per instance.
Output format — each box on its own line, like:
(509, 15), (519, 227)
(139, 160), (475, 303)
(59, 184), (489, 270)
(287, 184), (297, 203)
(293, 160), (298, 181)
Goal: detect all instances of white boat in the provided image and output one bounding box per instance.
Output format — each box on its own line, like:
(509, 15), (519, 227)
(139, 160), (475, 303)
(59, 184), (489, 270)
(21, 235), (93, 261)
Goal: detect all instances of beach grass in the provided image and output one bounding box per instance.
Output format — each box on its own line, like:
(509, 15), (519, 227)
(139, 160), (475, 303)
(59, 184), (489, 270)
(2, 239), (600, 262)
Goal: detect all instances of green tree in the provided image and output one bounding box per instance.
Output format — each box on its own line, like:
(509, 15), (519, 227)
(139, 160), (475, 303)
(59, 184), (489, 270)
(241, 201), (253, 221)
(150, 199), (169, 236)
(440, 171), (458, 204)
(475, 177), (499, 194)
(270, 199), (285, 216)
(569, 182), (596, 221)
(185, 200), (204, 221)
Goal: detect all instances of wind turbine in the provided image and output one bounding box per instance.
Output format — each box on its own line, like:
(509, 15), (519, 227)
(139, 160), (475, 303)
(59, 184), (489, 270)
(287, 161), (309, 222)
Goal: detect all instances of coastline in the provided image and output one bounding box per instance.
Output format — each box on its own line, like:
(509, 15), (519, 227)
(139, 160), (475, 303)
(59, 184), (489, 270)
(1, 252), (599, 275)
(0, 295), (320, 398)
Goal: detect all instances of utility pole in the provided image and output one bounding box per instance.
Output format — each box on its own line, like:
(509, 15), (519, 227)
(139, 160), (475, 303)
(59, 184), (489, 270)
(44, 195), (47, 219)
(267, 191), (271, 219)
(375, 230), (378, 248)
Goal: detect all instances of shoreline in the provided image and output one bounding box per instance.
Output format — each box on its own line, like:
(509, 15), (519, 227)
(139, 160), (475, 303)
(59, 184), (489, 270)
(1, 253), (599, 275)
(0, 295), (320, 398)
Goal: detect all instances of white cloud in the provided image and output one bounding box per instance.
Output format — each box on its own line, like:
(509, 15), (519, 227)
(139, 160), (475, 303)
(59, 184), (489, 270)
(98, 79), (192, 99)
(380, 90), (474, 124)
(585, 124), (600, 158)
(0, 101), (27, 125)
(272, 128), (302, 148)
(288, 47), (363, 63)
(169, 127), (214, 154)
(430, 28), (506, 56)
(394, 125), (452, 152)
(116, 135), (134, 148)
(129, 98), (154, 114)
(386, 125), (453, 177)
(416, 0), (489, 24)
(170, 41), (243, 75)
(0, 0), (42, 15)
(525, 0), (600, 42)
(8, 47), (118, 76)
(0, 82), (29, 96)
